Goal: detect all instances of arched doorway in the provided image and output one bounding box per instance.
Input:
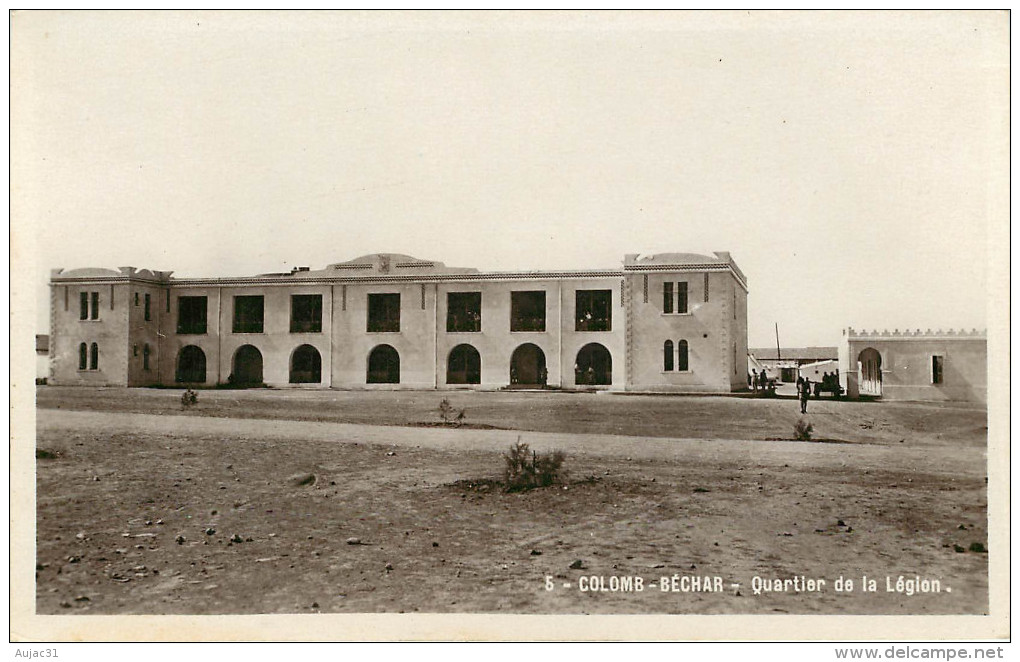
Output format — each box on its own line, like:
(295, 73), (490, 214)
(510, 343), (546, 386)
(176, 346), (207, 383)
(447, 344), (481, 385)
(290, 344), (322, 384)
(858, 347), (882, 396)
(575, 343), (612, 386)
(232, 345), (263, 385)
(367, 344), (400, 384)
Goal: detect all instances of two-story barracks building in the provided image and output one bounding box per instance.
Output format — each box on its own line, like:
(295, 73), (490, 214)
(47, 252), (748, 392)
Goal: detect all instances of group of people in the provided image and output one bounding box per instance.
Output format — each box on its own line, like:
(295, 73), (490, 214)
(509, 365), (549, 387)
(817, 371), (840, 395)
(750, 369), (825, 413)
(749, 368), (775, 396)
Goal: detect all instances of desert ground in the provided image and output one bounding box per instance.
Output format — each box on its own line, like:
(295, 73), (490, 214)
(34, 387), (988, 615)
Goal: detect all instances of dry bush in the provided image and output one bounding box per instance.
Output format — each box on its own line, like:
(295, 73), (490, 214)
(794, 419), (813, 441)
(438, 398), (466, 426)
(503, 439), (567, 492)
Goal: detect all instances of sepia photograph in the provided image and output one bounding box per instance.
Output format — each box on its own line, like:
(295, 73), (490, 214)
(9, 9), (1009, 645)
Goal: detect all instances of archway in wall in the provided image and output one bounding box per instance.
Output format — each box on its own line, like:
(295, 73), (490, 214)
(290, 344), (322, 384)
(447, 344), (481, 385)
(176, 345), (207, 383)
(232, 345), (263, 385)
(575, 343), (612, 386)
(858, 347), (882, 397)
(510, 343), (546, 386)
(367, 344), (400, 384)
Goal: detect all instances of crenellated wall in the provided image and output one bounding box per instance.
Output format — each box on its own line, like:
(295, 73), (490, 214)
(839, 327), (987, 403)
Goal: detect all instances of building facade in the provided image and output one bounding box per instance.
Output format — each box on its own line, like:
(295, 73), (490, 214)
(47, 252), (748, 392)
(838, 327), (987, 404)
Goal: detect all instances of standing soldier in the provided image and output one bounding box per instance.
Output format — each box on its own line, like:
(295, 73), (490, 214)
(800, 377), (811, 414)
(751, 369), (759, 395)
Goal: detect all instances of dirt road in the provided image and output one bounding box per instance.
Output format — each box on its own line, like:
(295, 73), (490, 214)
(34, 399), (988, 616)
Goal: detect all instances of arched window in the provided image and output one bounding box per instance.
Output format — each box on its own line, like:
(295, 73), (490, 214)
(79, 343), (88, 370)
(143, 344), (151, 371)
(89, 343), (99, 370)
(663, 340), (674, 372)
(677, 340), (689, 372)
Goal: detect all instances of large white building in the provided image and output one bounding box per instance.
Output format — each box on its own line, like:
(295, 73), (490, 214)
(47, 252), (749, 392)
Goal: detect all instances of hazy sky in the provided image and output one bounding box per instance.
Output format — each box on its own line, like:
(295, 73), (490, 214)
(12, 11), (1007, 348)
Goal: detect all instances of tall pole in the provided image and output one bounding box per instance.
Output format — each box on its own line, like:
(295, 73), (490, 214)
(775, 322), (781, 361)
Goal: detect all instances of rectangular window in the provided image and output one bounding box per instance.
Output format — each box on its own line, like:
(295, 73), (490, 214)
(663, 282), (674, 314)
(704, 273), (710, 302)
(932, 356), (944, 384)
(143, 344), (150, 371)
(134, 292), (139, 306)
(447, 292), (481, 332)
(677, 282), (688, 314)
(511, 291), (546, 332)
(90, 292), (99, 320)
(576, 290), (612, 332)
(80, 292), (88, 320)
(367, 293), (400, 333)
(144, 293), (151, 321)
(291, 294), (323, 333)
(232, 295), (264, 333)
(177, 296), (208, 334)
(166, 290), (171, 313)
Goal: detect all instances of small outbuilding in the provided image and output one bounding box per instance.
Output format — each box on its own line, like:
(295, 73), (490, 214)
(838, 328), (986, 404)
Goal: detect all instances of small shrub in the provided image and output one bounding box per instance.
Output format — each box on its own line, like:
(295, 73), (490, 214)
(438, 398), (466, 427)
(181, 389), (199, 410)
(794, 419), (813, 441)
(503, 438), (567, 492)
(969, 542), (987, 553)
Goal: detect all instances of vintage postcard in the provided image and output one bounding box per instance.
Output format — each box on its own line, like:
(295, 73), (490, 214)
(9, 10), (1010, 644)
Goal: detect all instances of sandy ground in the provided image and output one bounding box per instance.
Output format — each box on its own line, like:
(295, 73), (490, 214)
(34, 388), (988, 615)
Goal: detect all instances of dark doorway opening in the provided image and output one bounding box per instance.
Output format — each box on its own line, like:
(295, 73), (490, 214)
(575, 343), (612, 386)
(510, 343), (546, 386)
(367, 344), (400, 384)
(231, 345), (263, 385)
(290, 344), (322, 383)
(447, 344), (481, 384)
(176, 346), (207, 383)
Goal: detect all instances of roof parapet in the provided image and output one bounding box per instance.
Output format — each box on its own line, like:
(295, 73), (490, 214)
(845, 327), (986, 338)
